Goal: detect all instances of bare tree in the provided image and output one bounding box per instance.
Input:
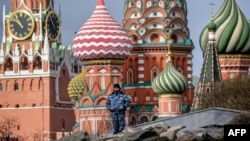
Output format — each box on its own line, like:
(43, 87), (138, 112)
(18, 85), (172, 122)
(199, 77), (250, 111)
(0, 116), (20, 141)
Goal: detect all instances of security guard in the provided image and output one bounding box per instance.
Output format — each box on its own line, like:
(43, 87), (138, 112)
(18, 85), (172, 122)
(106, 83), (131, 134)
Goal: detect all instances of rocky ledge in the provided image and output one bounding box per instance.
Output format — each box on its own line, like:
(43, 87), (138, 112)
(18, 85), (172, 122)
(58, 112), (250, 141)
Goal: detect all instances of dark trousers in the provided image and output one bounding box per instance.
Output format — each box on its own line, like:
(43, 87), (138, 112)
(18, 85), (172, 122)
(111, 112), (125, 134)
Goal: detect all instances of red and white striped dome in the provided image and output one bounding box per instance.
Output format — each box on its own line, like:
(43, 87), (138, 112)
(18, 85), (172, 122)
(72, 0), (132, 60)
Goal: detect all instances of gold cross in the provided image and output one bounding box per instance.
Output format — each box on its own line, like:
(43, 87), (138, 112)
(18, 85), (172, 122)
(209, 1), (216, 17)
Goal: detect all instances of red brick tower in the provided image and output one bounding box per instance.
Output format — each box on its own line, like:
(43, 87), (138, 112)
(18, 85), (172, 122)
(0, 0), (79, 140)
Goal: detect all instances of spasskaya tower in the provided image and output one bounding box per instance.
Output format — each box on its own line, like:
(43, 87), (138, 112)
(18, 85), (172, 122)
(0, 0), (80, 140)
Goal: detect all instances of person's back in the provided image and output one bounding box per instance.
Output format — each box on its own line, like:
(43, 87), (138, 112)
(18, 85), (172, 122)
(106, 84), (131, 134)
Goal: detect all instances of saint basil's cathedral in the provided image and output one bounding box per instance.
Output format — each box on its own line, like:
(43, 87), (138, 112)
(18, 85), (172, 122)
(70, 0), (194, 136)
(0, 0), (249, 140)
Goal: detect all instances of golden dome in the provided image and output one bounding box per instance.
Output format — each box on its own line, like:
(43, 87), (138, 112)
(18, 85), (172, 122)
(67, 70), (86, 100)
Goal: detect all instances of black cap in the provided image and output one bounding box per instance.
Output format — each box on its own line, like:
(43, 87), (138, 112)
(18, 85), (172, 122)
(113, 83), (120, 89)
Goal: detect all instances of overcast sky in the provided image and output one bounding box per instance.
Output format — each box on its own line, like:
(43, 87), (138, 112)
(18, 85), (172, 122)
(0, 0), (250, 76)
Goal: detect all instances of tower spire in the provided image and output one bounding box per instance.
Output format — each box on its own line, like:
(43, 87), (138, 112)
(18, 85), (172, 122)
(2, 4), (5, 43)
(192, 20), (222, 111)
(97, 0), (105, 6)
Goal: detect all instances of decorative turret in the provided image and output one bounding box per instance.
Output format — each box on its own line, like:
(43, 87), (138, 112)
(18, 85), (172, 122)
(192, 18), (222, 111)
(152, 36), (187, 117)
(70, 0), (132, 136)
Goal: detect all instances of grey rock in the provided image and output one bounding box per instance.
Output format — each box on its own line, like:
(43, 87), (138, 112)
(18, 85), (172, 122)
(160, 125), (186, 141)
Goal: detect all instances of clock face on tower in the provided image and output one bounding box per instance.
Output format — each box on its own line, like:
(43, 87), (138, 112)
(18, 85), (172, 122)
(8, 10), (35, 40)
(45, 11), (61, 41)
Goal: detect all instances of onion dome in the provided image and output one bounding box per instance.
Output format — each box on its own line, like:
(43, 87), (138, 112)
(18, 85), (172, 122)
(67, 70), (86, 100)
(200, 0), (250, 54)
(152, 39), (188, 95)
(152, 61), (188, 95)
(72, 0), (132, 60)
(207, 20), (217, 31)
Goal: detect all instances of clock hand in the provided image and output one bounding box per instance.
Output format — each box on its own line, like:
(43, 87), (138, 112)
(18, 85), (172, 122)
(13, 15), (24, 28)
(49, 16), (56, 30)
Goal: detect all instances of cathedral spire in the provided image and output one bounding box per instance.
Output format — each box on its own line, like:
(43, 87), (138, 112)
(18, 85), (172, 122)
(39, 2), (43, 41)
(97, 0), (105, 6)
(2, 4), (6, 43)
(192, 19), (222, 111)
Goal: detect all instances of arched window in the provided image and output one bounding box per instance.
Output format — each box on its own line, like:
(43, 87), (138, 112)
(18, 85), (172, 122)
(140, 116), (148, 123)
(62, 118), (65, 129)
(30, 79), (34, 90)
(20, 56), (28, 70)
(153, 72), (157, 78)
(206, 88), (210, 93)
(131, 35), (138, 44)
(39, 79), (43, 90)
(14, 81), (19, 91)
(129, 72), (132, 85)
(172, 34), (178, 43)
(0, 83), (2, 91)
(151, 66), (159, 81)
(5, 57), (13, 71)
(33, 56), (42, 69)
(127, 68), (133, 85)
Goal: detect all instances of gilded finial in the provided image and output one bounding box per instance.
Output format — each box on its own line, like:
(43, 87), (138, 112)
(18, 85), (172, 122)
(166, 35), (172, 61)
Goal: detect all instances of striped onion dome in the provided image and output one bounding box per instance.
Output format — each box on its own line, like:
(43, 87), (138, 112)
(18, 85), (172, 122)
(67, 70), (86, 100)
(152, 59), (188, 95)
(71, 0), (132, 60)
(200, 0), (250, 54)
